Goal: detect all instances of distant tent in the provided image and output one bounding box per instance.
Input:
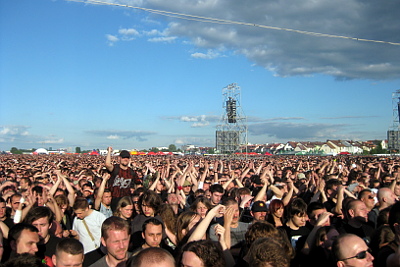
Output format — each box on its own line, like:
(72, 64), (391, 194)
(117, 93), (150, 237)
(264, 152), (273, 156)
(89, 151), (99, 155)
(34, 148), (49, 155)
(339, 151), (351, 155)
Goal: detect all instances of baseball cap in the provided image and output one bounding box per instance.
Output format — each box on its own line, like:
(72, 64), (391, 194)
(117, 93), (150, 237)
(252, 201), (268, 212)
(297, 173), (306, 180)
(119, 150), (131, 158)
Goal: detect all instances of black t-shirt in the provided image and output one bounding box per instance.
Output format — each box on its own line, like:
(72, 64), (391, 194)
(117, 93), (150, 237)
(108, 165), (137, 198)
(338, 222), (375, 245)
(279, 224), (310, 249)
(37, 235), (62, 259)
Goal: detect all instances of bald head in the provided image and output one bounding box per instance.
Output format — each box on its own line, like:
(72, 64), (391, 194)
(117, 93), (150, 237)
(128, 247), (175, 267)
(333, 234), (374, 267)
(378, 187), (397, 207)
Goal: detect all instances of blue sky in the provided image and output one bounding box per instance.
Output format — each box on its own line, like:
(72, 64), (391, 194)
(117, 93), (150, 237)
(1, 0), (400, 151)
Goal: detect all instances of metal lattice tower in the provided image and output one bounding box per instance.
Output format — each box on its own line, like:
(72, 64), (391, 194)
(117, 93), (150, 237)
(388, 89), (400, 151)
(390, 90), (400, 130)
(216, 83), (248, 153)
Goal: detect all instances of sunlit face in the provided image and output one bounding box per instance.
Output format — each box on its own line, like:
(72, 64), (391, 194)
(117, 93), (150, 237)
(141, 202), (155, 217)
(120, 205), (133, 220)
(181, 251), (203, 267)
(120, 157), (130, 167)
(227, 203), (240, 224)
(36, 195), (44, 207)
(52, 251), (83, 267)
(156, 181), (164, 192)
(102, 192), (112, 206)
(0, 202), (6, 219)
(394, 184), (400, 196)
(31, 217), (51, 241)
(132, 196), (140, 212)
(167, 194), (179, 205)
(309, 208), (330, 226)
(74, 208), (89, 220)
(273, 206), (284, 219)
(360, 193), (375, 210)
(142, 223), (163, 248)
(15, 229), (40, 255)
(337, 235), (374, 267)
(210, 192), (223, 205)
(182, 185), (192, 194)
(252, 211), (267, 221)
(291, 213), (307, 228)
(351, 202), (369, 222)
(196, 202), (209, 218)
(11, 195), (21, 211)
(101, 229), (130, 261)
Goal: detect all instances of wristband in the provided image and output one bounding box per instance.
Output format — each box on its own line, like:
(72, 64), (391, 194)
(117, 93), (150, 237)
(178, 186), (183, 190)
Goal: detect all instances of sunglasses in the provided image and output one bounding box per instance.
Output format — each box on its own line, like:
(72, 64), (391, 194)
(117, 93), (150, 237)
(339, 249), (371, 261)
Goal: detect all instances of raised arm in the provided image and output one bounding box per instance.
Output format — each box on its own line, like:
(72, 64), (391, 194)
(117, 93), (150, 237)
(94, 173), (110, 211)
(61, 175), (76, 207)
(105, 146), (114, 172)
(188, 204), (225, 243)
(48, 170), (62, 197)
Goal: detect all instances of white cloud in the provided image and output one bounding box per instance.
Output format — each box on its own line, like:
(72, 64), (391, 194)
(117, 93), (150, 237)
(148, 36), (177, 43)
(143, 29), (162, 36)
(106, 34), (119, 42)
(191, 49), (220, 59)
(106, 34), (119, 46)
(87, 130), (156, 142)
(38, 138), (64, 144)
(192, 121), (209, 127)
(118, 28), (139, 36)
(180, 116), (198, 122)
(119, 28), (140, 41)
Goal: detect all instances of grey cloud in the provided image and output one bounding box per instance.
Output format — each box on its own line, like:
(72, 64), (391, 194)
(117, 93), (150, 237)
(0, 125), (66, 147)
(131, 0), (400, 80)
(321, 115), (380, 120)
(249, 121), (350, 140)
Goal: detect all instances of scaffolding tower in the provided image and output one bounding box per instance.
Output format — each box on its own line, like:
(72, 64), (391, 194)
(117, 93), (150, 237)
(216, 83), (247, 153)
(388, 89), (400, 151)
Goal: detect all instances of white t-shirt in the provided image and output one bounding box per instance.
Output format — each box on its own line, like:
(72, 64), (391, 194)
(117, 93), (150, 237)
(73, 210), (106, 253)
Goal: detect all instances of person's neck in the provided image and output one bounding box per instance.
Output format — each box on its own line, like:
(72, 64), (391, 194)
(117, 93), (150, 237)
(106, 252), (128, 267)
(170, 205), (179, 214)
(231, 221), (239, 228)
(102, 202), (110, 208)
(287, 220), (299, 230)
(120, 164), (128, 170)
(84, 209), (93, 218)
(274, 216), (282, 226)
(44, 234), (51, 244)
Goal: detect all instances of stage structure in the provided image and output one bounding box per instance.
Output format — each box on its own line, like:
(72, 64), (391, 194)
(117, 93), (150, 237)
(388, 89), (400, 151)
(216, 83), (247, 153)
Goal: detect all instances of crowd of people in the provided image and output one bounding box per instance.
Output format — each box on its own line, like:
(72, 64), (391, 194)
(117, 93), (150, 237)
(0, 147), (400, 267)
